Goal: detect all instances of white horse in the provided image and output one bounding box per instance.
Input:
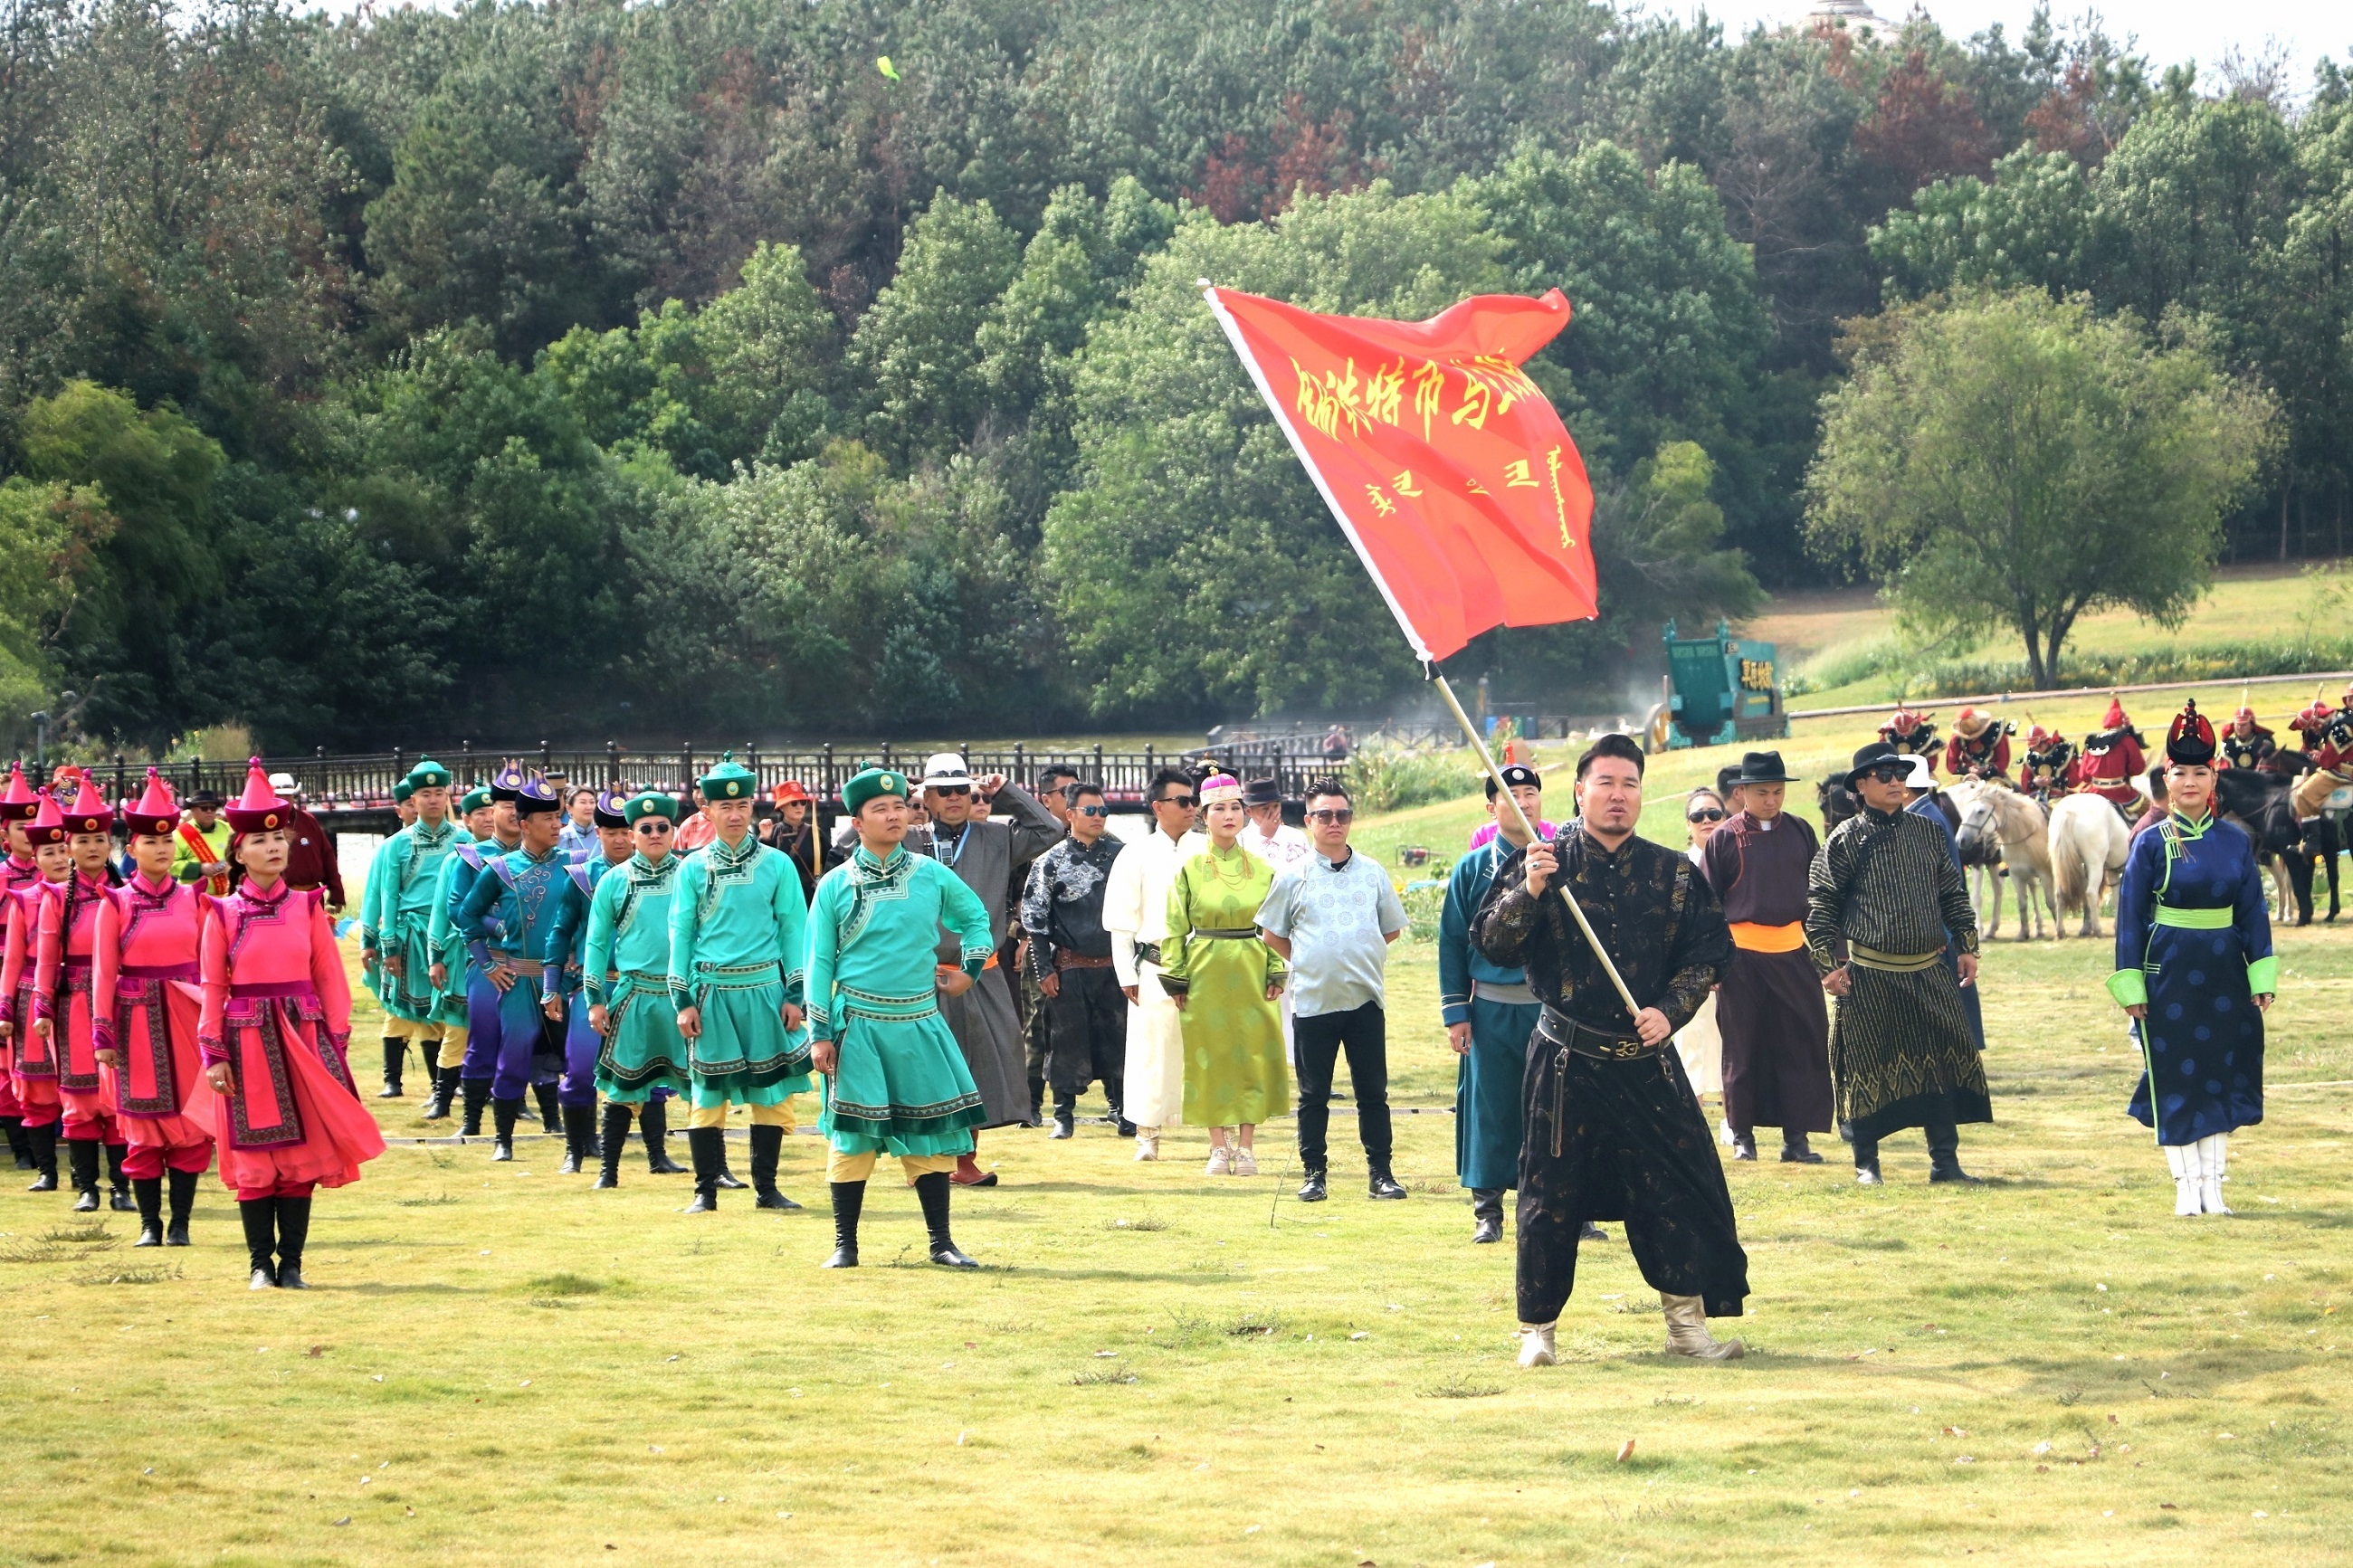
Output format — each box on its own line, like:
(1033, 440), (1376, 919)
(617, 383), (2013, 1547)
(2047, 792), (2134, 937)
(1948, 779), (2056, 940)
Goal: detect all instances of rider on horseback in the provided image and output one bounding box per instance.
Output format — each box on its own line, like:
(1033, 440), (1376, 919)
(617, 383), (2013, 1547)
(2289, 693), (2353, 822)
(2020, 722), (2076, 804)
(1945, 707), (2015, 784)
(1879, 706), (1942, 771)
(2072, 698), (2148, 816)
(2221, 704), (2278, 772)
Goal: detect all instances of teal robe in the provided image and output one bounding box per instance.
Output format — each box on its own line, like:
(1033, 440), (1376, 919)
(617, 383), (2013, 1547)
(365, 818), (469, 1023)
(668, 835), (814, 1107)
(582, 852), (691, 1102)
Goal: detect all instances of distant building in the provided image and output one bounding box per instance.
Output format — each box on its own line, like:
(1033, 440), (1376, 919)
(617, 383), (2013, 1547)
(1805, 1), (1896, 33)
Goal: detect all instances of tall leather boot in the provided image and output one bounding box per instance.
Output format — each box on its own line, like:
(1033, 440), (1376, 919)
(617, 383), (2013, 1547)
(107, 1143), (135, 1211)
(533, 1080), (562, 1137)
(558, 1103), (595, 1174)
(681, 1126), (722, 1212)
(595, 1104), (630, 1189)
(459, 1078), (489, 1137)
(489, 1097), (521, 1162)
(131, 1176), (165, 1245)
(1780, 1130), (1823, 1164)
(421, 1063), (454, 1121)
(1106, 1077), (1133, 1136)
(914, 1171), (976, 1268)
(165, 1166), (198, 1246)
(749, 1124), (800, 1210)
(240, 1196), (277, 1288)
(1662, 1294), (1744, 1360)
(1049, 1090), (1076, 1140)
(1926, 1122), (1982, 1184)
(377, 1038), (405, 1098)
(642, 1097), (686, 1174)
(823, 1180), (864, 1267)
(24, 1121), (57, 1191)
(1470, 1188), (1504, 1244)
(1027, 1072), (1045, 1127)
(275, 1194), (311, 1289)
(68, 1138), (100, 1212)
(3, 1114), (32, 1170)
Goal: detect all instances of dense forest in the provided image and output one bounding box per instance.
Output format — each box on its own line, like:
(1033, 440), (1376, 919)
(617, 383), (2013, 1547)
(0, 0), (2348, 750)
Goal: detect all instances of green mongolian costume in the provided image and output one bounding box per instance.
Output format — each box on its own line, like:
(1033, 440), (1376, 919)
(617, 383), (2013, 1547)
(1158, 843), (1289, 1131)
(806, 766), (992, 1269)
(426, 784), (505, 1130)
(362, 760), (469, 1103)
(586, 794), (694, 1106)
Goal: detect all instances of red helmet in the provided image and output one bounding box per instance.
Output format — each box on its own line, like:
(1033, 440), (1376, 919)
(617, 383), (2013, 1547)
(2024, 723), (2050, 746)
(2101, 698), (2128, 730)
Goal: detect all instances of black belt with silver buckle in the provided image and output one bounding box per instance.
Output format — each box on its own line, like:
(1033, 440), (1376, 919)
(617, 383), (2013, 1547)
(1537, 1009), (1660, 1061)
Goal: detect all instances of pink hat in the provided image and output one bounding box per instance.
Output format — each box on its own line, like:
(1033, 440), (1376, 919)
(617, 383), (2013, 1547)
(224, 758), (291, 835)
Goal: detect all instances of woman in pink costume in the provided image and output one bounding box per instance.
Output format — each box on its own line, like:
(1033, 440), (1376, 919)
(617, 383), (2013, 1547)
(3, 791), (72, 1192)
(96, 769), (214, 1247)
(0, 762), (45, 1173)
(186, 762), (384, 1289)
(33, 776), (134, 1212)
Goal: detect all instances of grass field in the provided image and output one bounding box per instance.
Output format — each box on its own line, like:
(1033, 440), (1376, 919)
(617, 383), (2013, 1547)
(2, 751), (2348, 1566)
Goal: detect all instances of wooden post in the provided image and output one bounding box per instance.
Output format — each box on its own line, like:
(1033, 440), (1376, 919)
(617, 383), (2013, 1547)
(823, 743), (835, 801)
(606, 740), (620, 786)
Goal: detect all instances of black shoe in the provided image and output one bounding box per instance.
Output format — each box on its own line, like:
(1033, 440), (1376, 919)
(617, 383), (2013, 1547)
(110, 1186), (136, 1212)
(1856, 1163), (1883, 1186)
(534, 1081), (563, 1137)
(1115, 1118), (1136, 1137)
(26, 1168), (56, 1192)
(24, 1122), (57, 1191)
(3, 1116), (33, 1170)
(276, 1264), (307, 1290)
(558, 1102), (597, 1175)
(715, 1165), (748, 1191)
(1049, 1093), (1075, 1140)
(165, 1166), (196, 1246)
(1929, 1162), (1985, 1185)
(377, 1039), (405, 1098)
(1472, 1213), (1503, 1243)
(681, 1126), (723, 1212)
(642, 1097), (687, 1174)
(132, 1176), (164, 1246)
(489, 1097), (521, 1162)
(749, 1124), (801, 1210)
(69, 1139), (100, 1210)
(421, 1065), (454, 1121)
(595, 1103), (630, 1189)
(1579, 1220), (1610, 1241)
(72, 1187), (99, 1212)
(930, 1244), (979, 1269)
(1297, 1164), (1328, 1203)
(1471, 1188), (1504, 1244)
(459, 1078), (488, 1137)
(1367, 1164), (1407, 1201)
(823, 1180), (864, 1267)
(1730, 1130), (1758, 1161)
(914, 1171), (976, 1268)
(1780, 1134), (1824, 1164)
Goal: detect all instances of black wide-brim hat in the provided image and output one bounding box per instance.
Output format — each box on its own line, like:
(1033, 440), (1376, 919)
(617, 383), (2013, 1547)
(1850, 740), (1901, 774)
(1240, 778), (1284, 807)
(1736, 750), (1797, 784)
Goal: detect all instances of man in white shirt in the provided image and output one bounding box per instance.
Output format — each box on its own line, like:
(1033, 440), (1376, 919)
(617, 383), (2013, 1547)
(1101, 769), (1202, 1161)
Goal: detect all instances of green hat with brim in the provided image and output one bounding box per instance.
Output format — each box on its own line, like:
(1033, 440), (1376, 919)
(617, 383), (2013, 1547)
(405, 756), (452, 791)
(458, 785), (494, 815)
(623, 791), (681, 826)
(392, 777), (415, 803)
(843, 765), (910, 816)
(700, 751), (757, 803)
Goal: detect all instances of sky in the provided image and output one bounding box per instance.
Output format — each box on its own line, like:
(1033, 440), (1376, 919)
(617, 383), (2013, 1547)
(1685, 2), (2352, 87)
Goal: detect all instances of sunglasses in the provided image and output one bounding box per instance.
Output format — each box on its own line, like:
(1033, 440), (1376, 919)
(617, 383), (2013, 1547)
(1861, 765), (1910, 784)
(1074, 805), (1108, 817)
(1307, 808), (1354, 824)
(929, 784), (972, 797)
(1687, 808), (1726, 823)
(1158, 795), (1196, 808)
(634, 821), (673, 834)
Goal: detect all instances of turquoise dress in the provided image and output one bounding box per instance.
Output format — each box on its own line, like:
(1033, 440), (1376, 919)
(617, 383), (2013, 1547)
(582, 852), (691, 1102)
(805, 846), (993, 1158)
(667, 834), (814, 1107)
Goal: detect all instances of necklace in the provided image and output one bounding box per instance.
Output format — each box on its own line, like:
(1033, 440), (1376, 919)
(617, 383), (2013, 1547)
(1206, 841), (1252, 888)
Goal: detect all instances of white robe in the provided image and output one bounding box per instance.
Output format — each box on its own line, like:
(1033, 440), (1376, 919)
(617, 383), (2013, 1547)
(1104, 825), (1203, 1130)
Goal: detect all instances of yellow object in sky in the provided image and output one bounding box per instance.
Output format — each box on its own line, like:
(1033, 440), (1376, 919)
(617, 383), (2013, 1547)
(876, 55), (900, 80)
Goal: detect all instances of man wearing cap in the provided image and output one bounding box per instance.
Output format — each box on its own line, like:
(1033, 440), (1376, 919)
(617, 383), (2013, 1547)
(911, 751), (1062, 1181)
(1441, 762), (1548, 1243)
(539, 787), (638, 1175)
(1700, 752), (1833, 1164)
(760, 780), (825, 905)
(433, 772), (524, 1135)
(806, 765), (993, 1268)
(668, 754), (814, 1214)
(454, 774), (575, 1160)
(580, 791), (693, 1187)
(267, 772), (345, 909)
(1806, 742), (1990, 1186)
(1945, 708), (2015, 783)
(363, 760), (463, 1106)
(170, 789), (231, 891)
(1019, 780), (1129, 1138)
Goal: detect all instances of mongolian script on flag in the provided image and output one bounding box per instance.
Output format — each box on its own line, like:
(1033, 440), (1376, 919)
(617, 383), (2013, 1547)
(1202, 285), (1599, 663)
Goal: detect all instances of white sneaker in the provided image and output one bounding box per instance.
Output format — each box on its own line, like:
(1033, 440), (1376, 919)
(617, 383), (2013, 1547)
(1205, 1145), (1232, 1176)
(1133, 1129), (1159, 1162)
(1232, 1147), (1258, 1176)
(1518, 1323), (1558, 1368)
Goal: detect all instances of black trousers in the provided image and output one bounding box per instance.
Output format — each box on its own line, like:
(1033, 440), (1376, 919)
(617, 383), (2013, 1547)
(1853, 1121), (1958, 1169)
(1293, 1002), (1391, 1167)
(1044, 965), (1126, 1095)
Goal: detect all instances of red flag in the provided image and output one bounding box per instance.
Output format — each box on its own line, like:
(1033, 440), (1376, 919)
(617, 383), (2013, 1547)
(1203, 285), (1598, 663)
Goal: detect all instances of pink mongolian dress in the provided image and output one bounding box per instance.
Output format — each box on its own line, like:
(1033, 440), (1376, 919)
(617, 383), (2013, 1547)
(0, 851), (46, 1127)
(33, 870), (126, 1146)
(186, 879), (384, 1198)
(100, 871), (214, 1178)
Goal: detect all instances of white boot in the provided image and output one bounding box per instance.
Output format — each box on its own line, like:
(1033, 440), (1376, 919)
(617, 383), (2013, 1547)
(1662, 1294), (1745, 1361)
(2164, 1142), (2199, 1217)
(1517, 1321), (1558, 1368)
(2199, 1132), (2232, 1215)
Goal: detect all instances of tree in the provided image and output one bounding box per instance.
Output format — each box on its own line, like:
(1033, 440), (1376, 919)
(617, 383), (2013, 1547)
(1872, 147), (2098, 299)
(1806, 290), (2273, 688)
(844, 192), (1020, 463)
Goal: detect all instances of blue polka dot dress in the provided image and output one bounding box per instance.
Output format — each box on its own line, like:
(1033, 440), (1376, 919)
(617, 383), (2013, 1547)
(2107, 813), (2273, 1145)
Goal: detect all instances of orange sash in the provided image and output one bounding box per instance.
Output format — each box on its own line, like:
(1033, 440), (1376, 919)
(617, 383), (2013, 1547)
(1729, 921), (1805, 954)
(176, 822), (229, 896)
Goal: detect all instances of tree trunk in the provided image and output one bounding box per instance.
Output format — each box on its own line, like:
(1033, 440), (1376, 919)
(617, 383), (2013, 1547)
(2281, 484), (2291, 562)
(2023, 622), (2049, 690)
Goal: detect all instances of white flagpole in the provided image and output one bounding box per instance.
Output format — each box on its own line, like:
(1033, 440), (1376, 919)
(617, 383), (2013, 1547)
(1430, 673), (1643, 1024)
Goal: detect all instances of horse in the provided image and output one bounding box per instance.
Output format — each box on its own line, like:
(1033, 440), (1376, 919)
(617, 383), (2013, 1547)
(2261, 751), (2343, 923)
(1818, 771), (1859, 834)
(1948, 778), (2054, 940)
(2212, 766), (2315, 926)
(2047, 793), (2133, 937)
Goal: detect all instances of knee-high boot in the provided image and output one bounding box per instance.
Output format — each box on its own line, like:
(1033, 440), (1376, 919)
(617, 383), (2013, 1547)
(24, 1120), (57, 1191)
(459, 1077), (489, 1137)
(240, 1196), (278, 1288)
(641, 1097), (686, 1174)
(1106, 1076), (1132, 1136)
(749, 1124), (799, 1210)
(2164, 1141), (2199, 1216)
(489, 1097), (521, 1162)
(165, 1166), (198, 1246)
(68, 1138), (100, 1212)
(681, 1126), (723, 1212)
(2198, 1132), (2233, 1215)
(106, 1143), (134, 1211)
(914, 1171), (976, 1269)
(275, 1195), (311, 1288)
(558, 1103), (597, 1174)
(595, 1104), (631, 1189)
(130, 1176), (165, 1245)
(378, 1038), (405, 1098)
(533, 1080), (563, 1136)
(3, 1114), (32, 1169)
(421, 1062), (454, 1121)
(823, 1181), (864, 1268)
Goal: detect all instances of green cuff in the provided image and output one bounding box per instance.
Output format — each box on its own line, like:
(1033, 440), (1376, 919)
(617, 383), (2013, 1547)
(2105, 969), (2148, 1008)
(2246, 955), (2278, 996)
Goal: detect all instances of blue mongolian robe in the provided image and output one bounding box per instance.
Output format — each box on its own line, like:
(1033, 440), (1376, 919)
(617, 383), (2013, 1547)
(1440, 837), (1539, 1193)
(2107, 812), (2272, 1145)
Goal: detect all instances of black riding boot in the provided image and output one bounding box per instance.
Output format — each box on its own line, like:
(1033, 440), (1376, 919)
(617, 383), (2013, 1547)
(24, 1120), (57, 1191)
(681, 1126), (723, 1212)
(107, 1142), (135, 1210)
(1107, 1077), (1133, 1136)
(1027, 1072), (1045, 1127)
(642, 1097), (686, 1174)
(1471, 1188), (1504, 1244)
(3, 1114), (32, 1169)
(1781, 1130), (1824, 1164)
(377, 1039), (405, 1098)
(914, 1171), (976, 1268)
(131, 1176), (165, 1245)
(595, 1103), (630, 1189)
(749, 1123), (800, 1210)
(1367, 1160), (1407, 1200)
(240, 1196), (277, 1288)
(1049, 1090), (1076, 1140)
(275, 1195), (311, 1288)
(713, 1138), (748, 1190)
(165, 1166), (197, 1245)
(558, 1103), (595, 1174)
(68, 1138), (100, 1212)
(489, 1097), (521, 1162)
(823, 1181), (864, 1268)
(459, 1077), (489, 1137)
(1927, 1121), (1982, 1184)
(533, 1080), (563, 1136)
(421, 1062), (454, 1121)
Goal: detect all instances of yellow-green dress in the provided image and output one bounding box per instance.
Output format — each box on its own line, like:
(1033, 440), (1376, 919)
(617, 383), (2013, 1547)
(1160, 843), (1289, 1128)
